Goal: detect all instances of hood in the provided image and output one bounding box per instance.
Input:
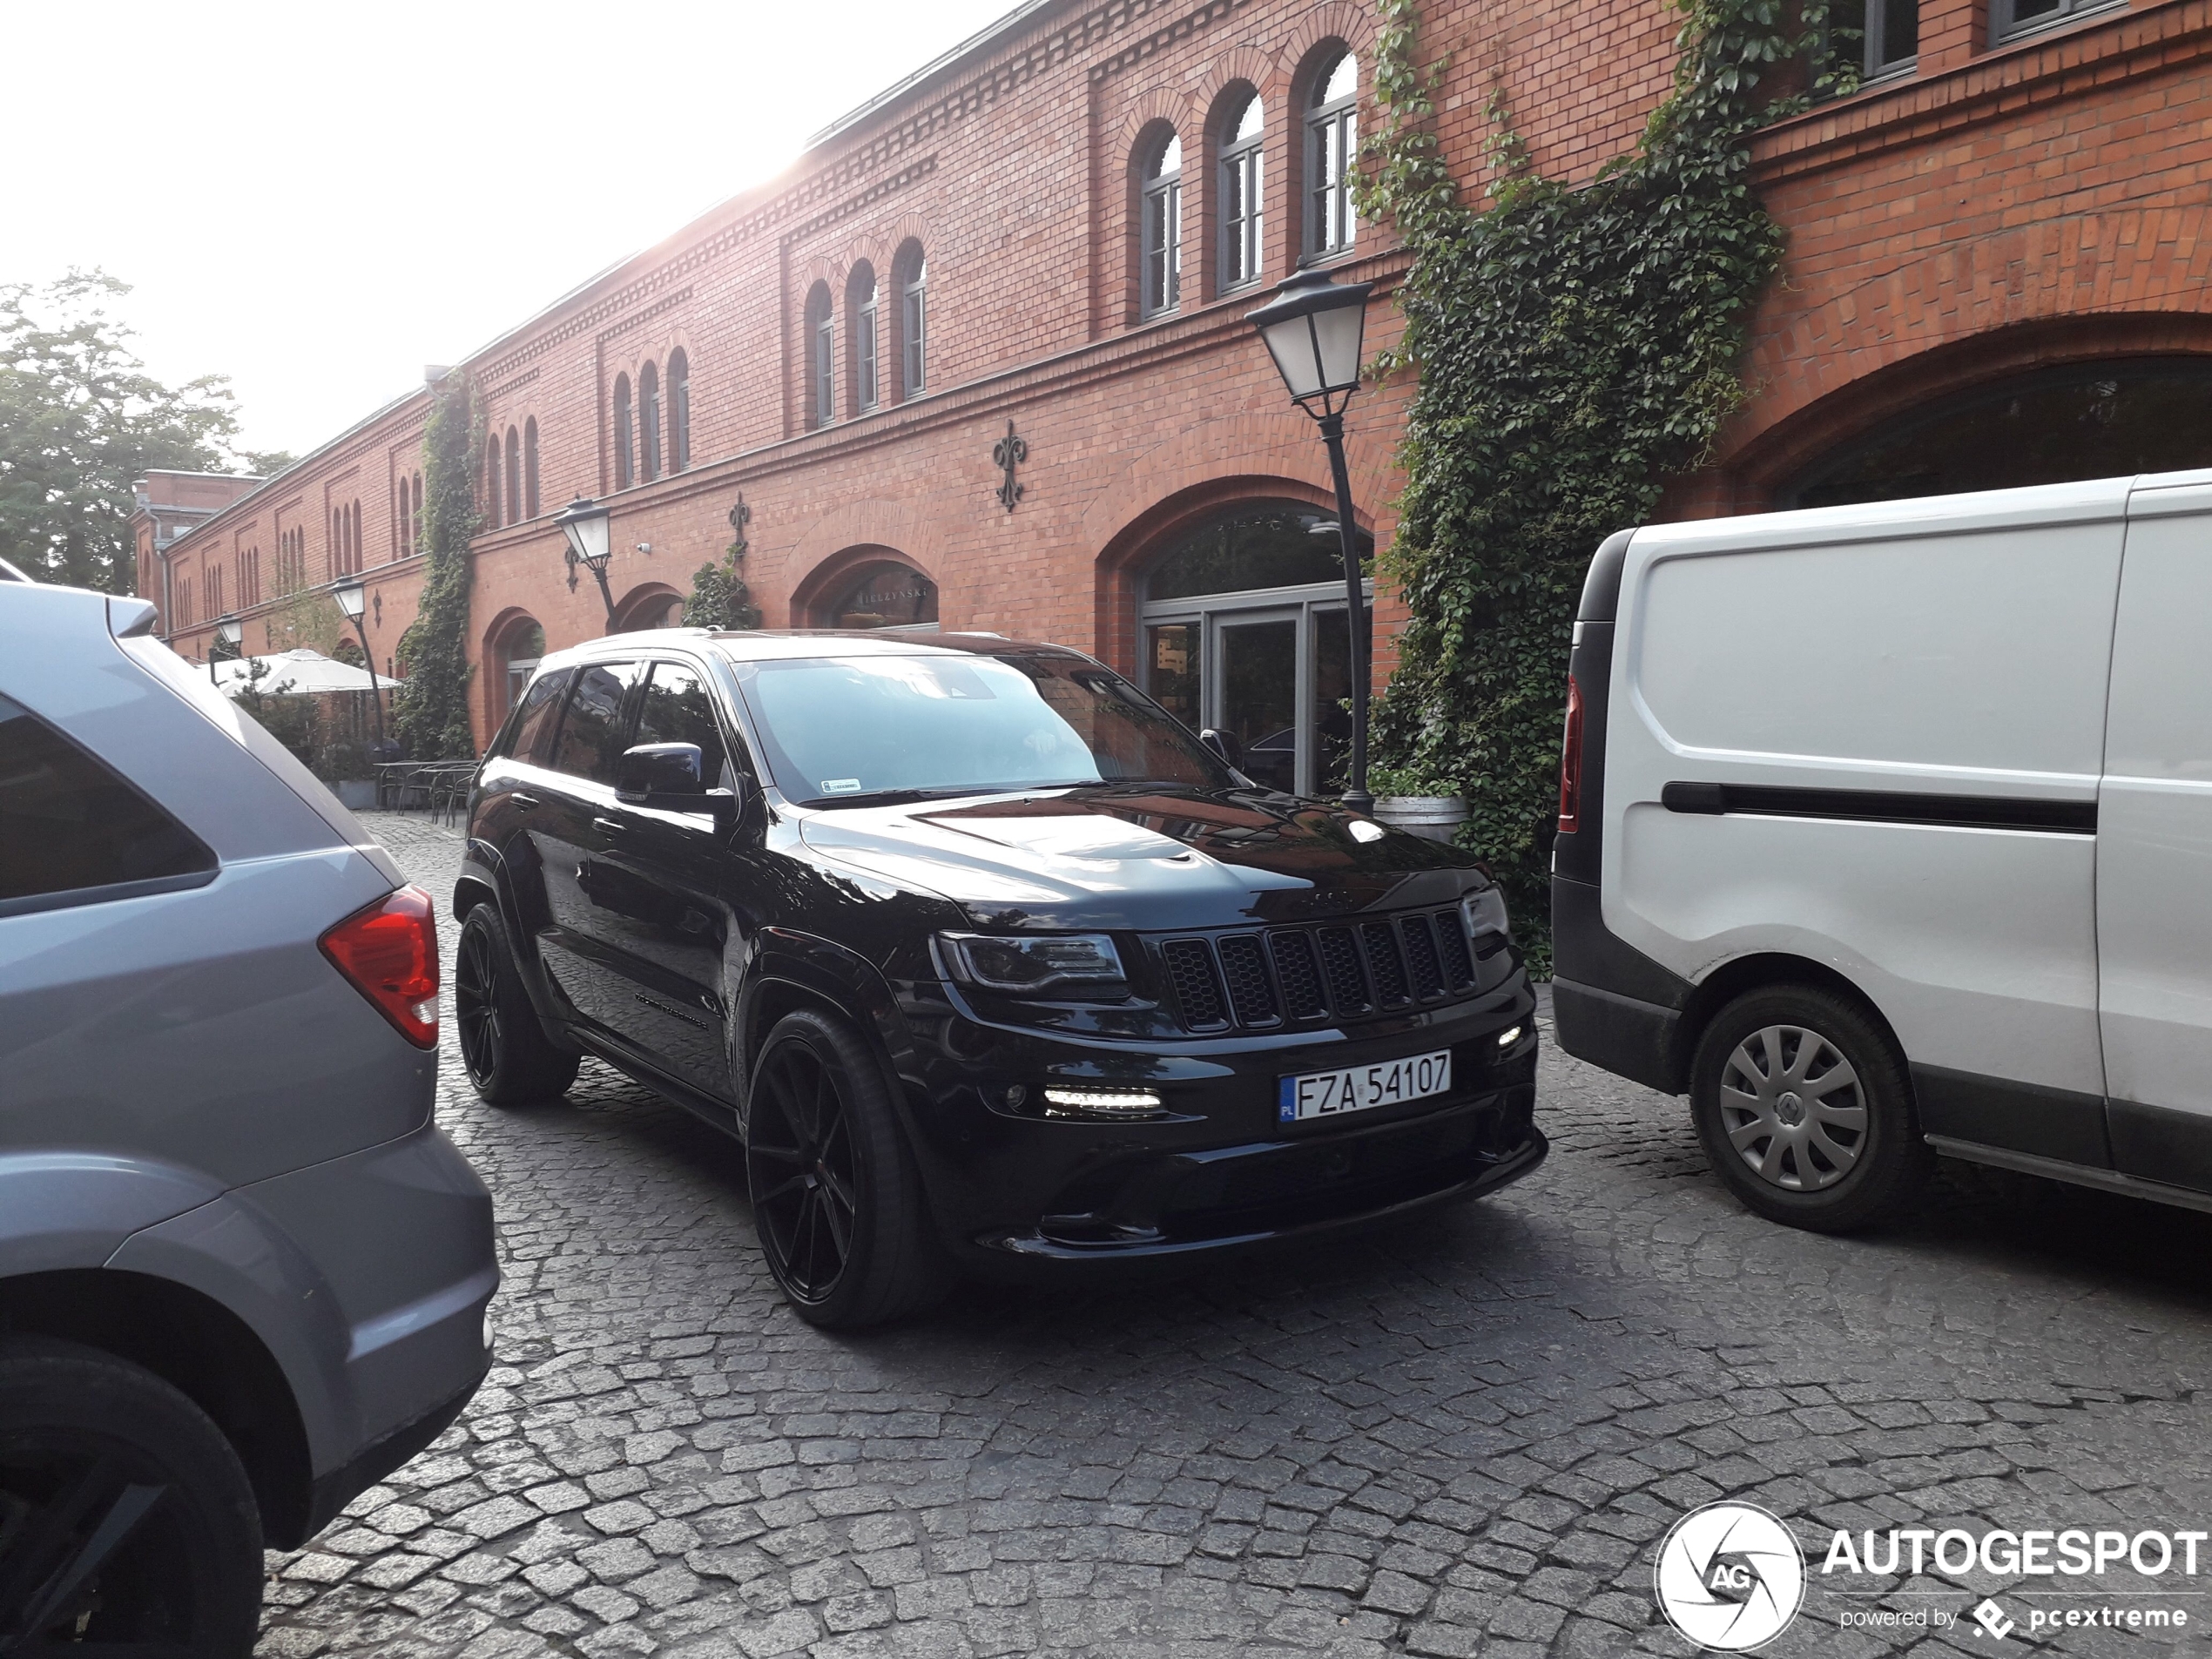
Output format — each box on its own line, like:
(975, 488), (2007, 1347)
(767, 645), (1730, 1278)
(796, 784), (1484, 930)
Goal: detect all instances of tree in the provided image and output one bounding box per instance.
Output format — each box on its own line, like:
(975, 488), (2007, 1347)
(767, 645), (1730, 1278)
(683, 556), (761, 630)
(0, 271), (255, 591)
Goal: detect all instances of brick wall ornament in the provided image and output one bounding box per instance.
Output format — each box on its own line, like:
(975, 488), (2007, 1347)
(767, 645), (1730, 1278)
(727, 493), (752, 561)
(993, 421), (1028, 512)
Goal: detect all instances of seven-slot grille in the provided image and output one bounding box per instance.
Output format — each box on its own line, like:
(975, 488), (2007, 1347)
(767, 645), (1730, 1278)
(1156, 909), (1489, 1033)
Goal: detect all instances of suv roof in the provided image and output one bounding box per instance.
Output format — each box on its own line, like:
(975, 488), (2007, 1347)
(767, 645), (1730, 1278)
(539, 628), (1082, 670)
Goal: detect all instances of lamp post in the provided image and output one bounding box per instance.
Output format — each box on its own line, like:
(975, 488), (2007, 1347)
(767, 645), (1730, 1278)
(1247, 268), (1378, 814)
(555, 496), (617, 629)
(332, 577), (388, 752)
(211, 615), (243, 686)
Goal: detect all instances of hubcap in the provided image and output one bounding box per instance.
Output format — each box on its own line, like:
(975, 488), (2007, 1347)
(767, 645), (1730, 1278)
(1717, 1025), (1867, 1192)
(455, 926), (502, 1084)
(745, 1043), (859, 1303)
(0, 1434), (193, 1649)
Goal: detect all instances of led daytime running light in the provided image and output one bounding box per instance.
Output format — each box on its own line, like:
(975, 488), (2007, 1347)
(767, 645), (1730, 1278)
(1042, 1086), (1163, 1117)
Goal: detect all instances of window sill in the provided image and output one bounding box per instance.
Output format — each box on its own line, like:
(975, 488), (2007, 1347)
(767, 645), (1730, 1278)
(1996, 0), (2130, 44)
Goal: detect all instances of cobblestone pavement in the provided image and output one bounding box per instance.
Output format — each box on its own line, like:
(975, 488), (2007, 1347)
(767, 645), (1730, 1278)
(259, 812), (2212, 1658)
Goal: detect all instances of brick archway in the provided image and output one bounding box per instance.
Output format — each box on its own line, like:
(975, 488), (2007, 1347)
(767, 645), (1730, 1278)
(1710, 312), (2212, 511)
(610, 581), (685, 632)
(481, 606), (546, 735)
(789, 543), (939, 630)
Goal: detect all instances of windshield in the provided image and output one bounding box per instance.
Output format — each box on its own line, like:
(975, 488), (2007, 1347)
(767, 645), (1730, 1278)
(733, 651), (1231, 806)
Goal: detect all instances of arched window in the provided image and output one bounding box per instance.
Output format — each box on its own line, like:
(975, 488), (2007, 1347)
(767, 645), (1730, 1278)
(487, 441), (503, 529)
(523, 418), (540, 517)
(821, 559), (939, 630)
(411, 472), (423, 553)
(505, 427), (522, 525)
(1790, 358), (2212, 509)
(640, 361), (662, 482)
(1141, 131), (1183, 318)
(848, 265), (880, 413)
(497, 618), (547, 724)
(391, 480), (401, 560)
(351, 502), (361, 574)
(1305, 51), (1358, 260)
(666, 352), (690, 472)
(806, 283), (835, 428)
(1218, 91), (1265, 291)
(894, 243), (927, 401)
(613, 373), (635, 489)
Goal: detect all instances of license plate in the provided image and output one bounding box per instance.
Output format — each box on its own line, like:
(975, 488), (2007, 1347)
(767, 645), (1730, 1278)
(1278, 1049), (1453, 1123)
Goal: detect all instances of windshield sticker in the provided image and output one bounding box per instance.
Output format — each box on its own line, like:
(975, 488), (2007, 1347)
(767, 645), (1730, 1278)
(819, 779), (864, 794)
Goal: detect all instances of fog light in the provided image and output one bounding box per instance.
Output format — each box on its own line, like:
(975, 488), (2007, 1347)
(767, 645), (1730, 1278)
(1042, 1086), (1163, 1118)
(1497, 1025), (1524, 1047)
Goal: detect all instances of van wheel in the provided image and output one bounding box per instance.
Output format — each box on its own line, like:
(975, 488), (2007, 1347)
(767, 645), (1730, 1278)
(455, 904), (580, 1105)
(0, 1335), (263, 1656)
(1689, 986), (1932, 1232)
(745, 1008), (953, 1330)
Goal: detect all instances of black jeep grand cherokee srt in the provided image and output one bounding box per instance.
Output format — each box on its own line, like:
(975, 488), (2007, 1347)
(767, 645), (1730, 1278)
(455, 630), (1541, 1327)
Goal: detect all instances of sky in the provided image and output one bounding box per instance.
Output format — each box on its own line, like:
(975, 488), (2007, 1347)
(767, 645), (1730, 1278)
(2, 0), (1022, 462)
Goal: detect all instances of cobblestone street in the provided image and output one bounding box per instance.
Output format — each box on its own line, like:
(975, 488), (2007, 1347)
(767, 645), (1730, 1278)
(257, 813), (2212, 1658)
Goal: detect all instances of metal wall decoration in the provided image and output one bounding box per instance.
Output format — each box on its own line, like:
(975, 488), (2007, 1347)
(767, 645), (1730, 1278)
(726, 493), (752, 562)
(993, 421), (1028, 513)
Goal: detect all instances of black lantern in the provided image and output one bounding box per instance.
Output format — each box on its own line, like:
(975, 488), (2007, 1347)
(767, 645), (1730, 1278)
(1248, 268), (1377, 813)
(211, 614), (243, 685)
(555, 496), (617, 626)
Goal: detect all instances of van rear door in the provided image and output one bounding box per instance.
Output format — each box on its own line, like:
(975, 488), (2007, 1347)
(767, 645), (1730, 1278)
(2095, 475), (2212, 1194)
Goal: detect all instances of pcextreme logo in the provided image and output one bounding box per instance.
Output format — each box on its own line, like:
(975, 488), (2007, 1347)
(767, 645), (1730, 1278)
(1654, 1502), (1807, 1651)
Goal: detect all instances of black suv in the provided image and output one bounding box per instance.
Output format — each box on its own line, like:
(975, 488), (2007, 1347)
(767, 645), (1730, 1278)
(455, 630), (1541, 1326)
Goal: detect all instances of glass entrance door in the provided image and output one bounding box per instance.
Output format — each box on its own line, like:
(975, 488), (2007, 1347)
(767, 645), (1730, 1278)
(1217, 612), (1299, 793)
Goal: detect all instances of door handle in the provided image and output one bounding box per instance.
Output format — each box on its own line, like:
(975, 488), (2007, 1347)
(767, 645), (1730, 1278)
(510, 792), (540, 810)
(592, 816), (625, 836)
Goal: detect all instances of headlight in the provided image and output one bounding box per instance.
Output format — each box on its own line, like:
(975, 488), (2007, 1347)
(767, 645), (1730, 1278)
(1462, 887), (1510, 942)
(939, 932), (1127, 994)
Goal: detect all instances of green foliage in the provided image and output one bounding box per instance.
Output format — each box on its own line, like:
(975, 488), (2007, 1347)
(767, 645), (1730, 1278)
(0, 271), (255, 591)
(1360, 0), (1822, 966)
(392, 375), (482, 759)
(684, 550), (761, 630)
(1366, 765), (1461, 799)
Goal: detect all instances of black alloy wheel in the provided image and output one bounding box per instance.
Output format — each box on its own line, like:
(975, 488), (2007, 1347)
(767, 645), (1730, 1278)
(455, 904), (581, 1105)
(744, 1008), (951, 1329)
(0, 1338), (261, 1657)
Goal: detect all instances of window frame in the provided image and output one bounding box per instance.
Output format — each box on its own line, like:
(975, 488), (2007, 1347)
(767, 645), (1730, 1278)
(1304, 51), (1359, 263)
(853, 270), (880, 414)
(900, 253), (927, 400)
(505, 426), (523, 525)
(641, 361), (662, 483)
(667, 352), (690, 472)
(1140, 132), (1184, 320)
(1218, 93), (1265, 293)
(807, 285), (836, 428)
(523, 418), (541, 517)
(1993, 0), (2124, 42)
(613, 374), (635, 490)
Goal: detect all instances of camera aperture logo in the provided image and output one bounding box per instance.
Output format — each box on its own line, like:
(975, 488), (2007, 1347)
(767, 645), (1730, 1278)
(1655, 1502), (1807, 1651)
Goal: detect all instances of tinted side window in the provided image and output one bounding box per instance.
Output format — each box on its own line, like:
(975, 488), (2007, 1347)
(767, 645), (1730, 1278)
(634, 661), (732, 787)
(0, 692), (217, 908)
(550, 663), (640, 786)
(509, 667), (573, 765)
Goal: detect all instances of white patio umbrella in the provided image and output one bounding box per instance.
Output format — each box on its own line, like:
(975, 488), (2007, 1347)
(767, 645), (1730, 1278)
(213, 648), (403, 695)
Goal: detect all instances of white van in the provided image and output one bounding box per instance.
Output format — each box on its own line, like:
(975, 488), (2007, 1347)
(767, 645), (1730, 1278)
(1551, 469), (2212, 1231)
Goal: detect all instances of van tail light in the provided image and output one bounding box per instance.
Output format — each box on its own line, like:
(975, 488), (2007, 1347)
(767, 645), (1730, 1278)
(1558, 675), (1585, 834)
(320, 885), (440, 1049)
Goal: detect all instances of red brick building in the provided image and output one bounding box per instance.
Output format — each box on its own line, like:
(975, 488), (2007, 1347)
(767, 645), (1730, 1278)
(147, 0), (2212, 783)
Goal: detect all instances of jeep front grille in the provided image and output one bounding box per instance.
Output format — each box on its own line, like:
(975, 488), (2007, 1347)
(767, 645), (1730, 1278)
(1156, 908), (1491, 1034)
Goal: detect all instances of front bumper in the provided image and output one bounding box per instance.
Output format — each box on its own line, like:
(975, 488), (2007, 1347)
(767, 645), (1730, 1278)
(893, 973), (1542, 1269)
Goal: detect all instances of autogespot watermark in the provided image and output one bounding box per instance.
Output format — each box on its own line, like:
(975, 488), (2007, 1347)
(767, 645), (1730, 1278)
(1654, 1511), (2207, 1649)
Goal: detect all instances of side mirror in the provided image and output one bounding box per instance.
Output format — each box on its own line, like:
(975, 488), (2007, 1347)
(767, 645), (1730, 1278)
(1199, 727), (1244, 768)
(617, 743), (743, 824)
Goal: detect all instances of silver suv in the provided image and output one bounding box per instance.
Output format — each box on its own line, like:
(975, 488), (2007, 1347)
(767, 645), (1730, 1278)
(0, 581), (496, 1651)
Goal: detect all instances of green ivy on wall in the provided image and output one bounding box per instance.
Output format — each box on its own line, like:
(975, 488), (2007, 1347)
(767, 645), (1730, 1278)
(1361, 0), (1826, 969)
(392, 374), (482, 759)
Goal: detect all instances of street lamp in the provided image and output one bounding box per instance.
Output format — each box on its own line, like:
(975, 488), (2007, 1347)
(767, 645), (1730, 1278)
(555, 496), (617, 628)
(332, 577), (388, 752)
(211, 614), (243, 686)
(1248, 267), (1378, 813)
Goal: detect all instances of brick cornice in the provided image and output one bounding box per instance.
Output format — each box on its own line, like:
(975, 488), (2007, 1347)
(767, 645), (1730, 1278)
(1751, 0), (2211, 184)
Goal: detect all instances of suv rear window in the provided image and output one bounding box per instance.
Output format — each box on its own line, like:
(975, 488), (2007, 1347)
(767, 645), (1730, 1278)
(0, 692), (217, 914)
(507, 666), (573, 765)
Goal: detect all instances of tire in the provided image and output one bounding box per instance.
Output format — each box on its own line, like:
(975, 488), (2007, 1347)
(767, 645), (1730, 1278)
(745, 1008), (953, 1329)
(455, 902), (581, 1105)
(1689, 984), (1934, 1233)
(0, 1334), (263, 1656)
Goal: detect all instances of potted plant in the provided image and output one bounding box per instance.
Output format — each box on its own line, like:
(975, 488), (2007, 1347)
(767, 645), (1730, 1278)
(1365, 765), (1469, 844)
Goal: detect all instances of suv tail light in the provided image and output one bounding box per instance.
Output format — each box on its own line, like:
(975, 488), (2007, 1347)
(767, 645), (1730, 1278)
(1557, 674), (1584, 834)
(320, 885), (440, 1049)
